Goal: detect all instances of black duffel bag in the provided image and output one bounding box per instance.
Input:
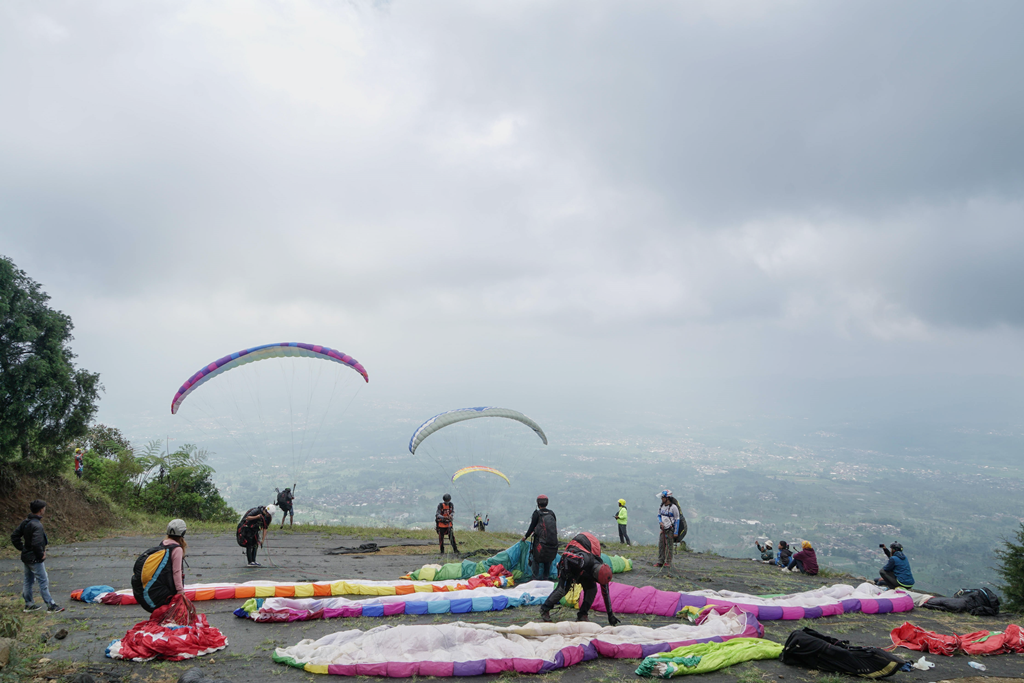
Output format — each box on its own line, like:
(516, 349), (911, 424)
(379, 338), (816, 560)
(780, 628), (906, 678)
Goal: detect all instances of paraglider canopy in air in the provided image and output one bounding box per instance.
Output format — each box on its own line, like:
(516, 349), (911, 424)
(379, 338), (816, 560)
(452, 466), (511, 486)
(408, 407), (547, 455)
(170, 342), (368, 415)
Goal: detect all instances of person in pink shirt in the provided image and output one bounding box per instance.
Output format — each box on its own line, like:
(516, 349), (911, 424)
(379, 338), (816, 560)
(162, 519), (187, 595)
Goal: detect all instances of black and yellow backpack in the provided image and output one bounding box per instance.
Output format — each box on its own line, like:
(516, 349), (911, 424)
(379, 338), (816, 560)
(131, 542), (181, 612)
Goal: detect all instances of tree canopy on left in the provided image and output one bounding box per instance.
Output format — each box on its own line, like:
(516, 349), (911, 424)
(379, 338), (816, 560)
(0, 255), (101, 482)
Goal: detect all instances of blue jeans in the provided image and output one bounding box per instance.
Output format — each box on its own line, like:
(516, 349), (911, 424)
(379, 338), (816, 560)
(23, 562), (54, 606)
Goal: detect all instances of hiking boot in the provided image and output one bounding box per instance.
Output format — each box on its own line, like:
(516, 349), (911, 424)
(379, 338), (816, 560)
(24, 603), (42, 613)
(47, 603), (65, 613)
(576, 613), (589, 622)
(540, 609), (552, 623)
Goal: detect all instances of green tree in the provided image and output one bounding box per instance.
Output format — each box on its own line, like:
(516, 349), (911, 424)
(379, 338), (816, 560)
(995, 523), (1024, 612)
(138, 465), (236, 521)
(0, 256), (101, 484)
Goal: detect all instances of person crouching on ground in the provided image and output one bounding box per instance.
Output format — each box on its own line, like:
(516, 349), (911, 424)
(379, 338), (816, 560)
(539, 532), (620, 626)
(132, 519), (187, 612)
(615, 499), (631, 545)
(784, 540), (819, 575)
(656, 491), (679, 568)
(755, 539), (773, 562)
(875, 542), (914, 590)
(237, 504), (276, 567)
(10, 499), (64, 613)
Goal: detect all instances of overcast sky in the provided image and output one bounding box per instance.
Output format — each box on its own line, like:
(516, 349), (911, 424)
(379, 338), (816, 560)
(2, 1), (1023, 441)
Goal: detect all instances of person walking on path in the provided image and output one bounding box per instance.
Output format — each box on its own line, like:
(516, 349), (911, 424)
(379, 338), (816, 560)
(539, 532), (620, 626)
(875, 542), (914, 589)
(614, 499), (631, 545)
(436, 494), (459, 554)
(10, 499), (64, 613)
(522, 495), (558, 580)
(656, 490), (679, 568)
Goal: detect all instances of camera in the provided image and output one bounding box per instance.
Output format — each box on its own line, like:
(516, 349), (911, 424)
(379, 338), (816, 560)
(879, 544), (886, 549)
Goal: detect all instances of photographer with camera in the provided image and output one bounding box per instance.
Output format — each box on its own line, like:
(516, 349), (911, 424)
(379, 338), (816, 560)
(874, 542), (914, 590)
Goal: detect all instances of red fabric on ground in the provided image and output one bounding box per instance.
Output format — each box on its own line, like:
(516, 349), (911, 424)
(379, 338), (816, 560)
(890, 622), (1024, 657)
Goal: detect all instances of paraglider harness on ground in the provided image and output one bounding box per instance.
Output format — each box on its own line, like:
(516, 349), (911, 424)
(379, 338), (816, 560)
(131, 542), (182, 613)
(780, 627), (906, 678)
(922, 588), (1000, 616)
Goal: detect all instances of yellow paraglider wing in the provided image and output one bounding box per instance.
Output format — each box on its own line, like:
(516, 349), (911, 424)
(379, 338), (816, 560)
(452, 466), (511, 486)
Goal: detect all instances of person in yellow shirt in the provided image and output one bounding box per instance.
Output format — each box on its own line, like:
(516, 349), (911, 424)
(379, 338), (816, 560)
(614, 499), (631, 545)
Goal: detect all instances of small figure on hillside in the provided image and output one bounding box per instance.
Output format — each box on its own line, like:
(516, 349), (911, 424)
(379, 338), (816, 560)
(237, 504), (276, 567)
(436, 494), (458, 554)
(539, 532), (620, 626)
(277, 487), (295, 529)
(775, 540), (793, 568)
(74, 448), (84, 479)
(522, 494), (559, 580)
(615, 499), (631, 545)
(783, 540), (819, 575)
(131, 519), (187, 612)
(655, 490), (680, 568)
(10, 499), (64, 613)
(755, 539), (774, 562)
(874, 542), (915, 590)
(473, 513), (489, 532)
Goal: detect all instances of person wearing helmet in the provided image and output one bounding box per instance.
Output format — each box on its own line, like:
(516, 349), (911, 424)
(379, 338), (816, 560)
(276, 487), (295, 529)
(473, 513), (489, 532)
(539, 532), (620, 626)
(784, 540), (819, 575)
(614, 499), (630, 545)
(237, 504), (276, 567)
(522, 495), (558, 580)
(755, 539), (774, 562)
(131, 519), (187, 612)
(656, 490), (680, 568)
(875, 542), (914, 589)
(436, 494), (458, 554)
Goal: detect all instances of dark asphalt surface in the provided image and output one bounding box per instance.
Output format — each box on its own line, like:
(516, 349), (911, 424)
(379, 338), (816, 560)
(2, 532), (1022, 682)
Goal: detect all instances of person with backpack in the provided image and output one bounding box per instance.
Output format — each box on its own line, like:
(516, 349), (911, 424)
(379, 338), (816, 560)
(436, 494), (458, 554)
(473, 513), (489, 532)
(237, 504), (276, 567)
(132, 519), (187, 612)
(785, 540), (819, 575)
(615, 499), (631, 545)
(539, 532), (620, 626)
(74, 448), (84, 479)
(775, 540), (793, 567)
(10, 499), (64, 613)
(656, 490), (680, 568)
(277, 487), (295, 529)
(875, 542), (914, 589)
(522, 494), (558, 580)
(755, 539), (774, 562)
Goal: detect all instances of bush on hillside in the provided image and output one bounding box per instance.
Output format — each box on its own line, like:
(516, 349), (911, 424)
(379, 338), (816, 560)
(995, 523), (1024, 612)
(138, 466), (236, 522)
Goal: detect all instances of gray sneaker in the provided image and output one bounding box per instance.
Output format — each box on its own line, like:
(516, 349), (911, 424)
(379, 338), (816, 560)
(47, 603), (65, 613)
(24, 603), (42, 613)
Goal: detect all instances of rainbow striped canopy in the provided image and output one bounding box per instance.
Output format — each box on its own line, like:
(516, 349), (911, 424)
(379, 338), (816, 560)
(171, 342), (368, 415)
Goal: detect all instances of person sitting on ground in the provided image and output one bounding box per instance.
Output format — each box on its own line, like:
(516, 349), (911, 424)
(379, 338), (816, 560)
(473, 513), (489, 532)
(784, 540), (819, 575)
(277, 487), (295, 529)
(132, 519), (187, 612)
(615, 499), (631, 546)
(539, 532), (620, 626)
(11, 499), (63, 613)
(875, 542), (914, 590)
(656, 491), (680, 568)
(755, 539), (773, 562)
(775, 540), (793, 568)
(237, 504), (276, 567)
(522, 495), (558, 580)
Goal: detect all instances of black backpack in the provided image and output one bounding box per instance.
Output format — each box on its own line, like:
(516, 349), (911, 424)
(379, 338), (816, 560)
(131, 542), (181, 613)
(535, 509), (558, 549)
(956, 588), (1000, 616)
(780, 628), (906, 678)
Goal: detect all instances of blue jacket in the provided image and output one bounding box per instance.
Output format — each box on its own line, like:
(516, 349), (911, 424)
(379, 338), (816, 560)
(882, 551), (914, 586)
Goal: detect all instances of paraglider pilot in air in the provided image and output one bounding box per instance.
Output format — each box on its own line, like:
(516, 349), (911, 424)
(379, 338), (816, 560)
(436, 494), (458, 554)
(540, 532), (620, 626)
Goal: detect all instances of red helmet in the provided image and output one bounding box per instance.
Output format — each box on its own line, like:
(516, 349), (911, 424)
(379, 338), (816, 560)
(595, 564), (613, 585)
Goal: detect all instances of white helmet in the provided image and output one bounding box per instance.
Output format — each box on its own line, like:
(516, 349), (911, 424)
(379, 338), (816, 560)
(167, 519), (187, 536)
(265, 504), (278, 515)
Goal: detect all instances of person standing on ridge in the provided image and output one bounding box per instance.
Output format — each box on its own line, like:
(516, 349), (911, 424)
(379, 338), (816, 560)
(473, 513), (489, 532)
(875, 542), (914, 589)
(10, 500), (64, 613)
(539, 532), (620, 625)
(131, 519), (187, 612)
(615, 499), (631, 545)
(522, 495), (558, 580)
(436, 494), (458, 554)
(277, 487), (295, 529)
(74, 448), (84, 479)
(656, 490), (679, 568)
(237, 504), (276, 567)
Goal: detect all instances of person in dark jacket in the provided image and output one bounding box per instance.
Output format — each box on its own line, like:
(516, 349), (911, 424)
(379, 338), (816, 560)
(237, 504), (276, 567)
(875, 542), (914, 589)
(775, 540), (793, 567)
(277, 487), (295, 529)
(522, 495), (558, 580)
(436, 494), (458, 554)
(539, 532), (620, 625)
(785, 540), (819, 575)
(10, 500), (64, 613)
